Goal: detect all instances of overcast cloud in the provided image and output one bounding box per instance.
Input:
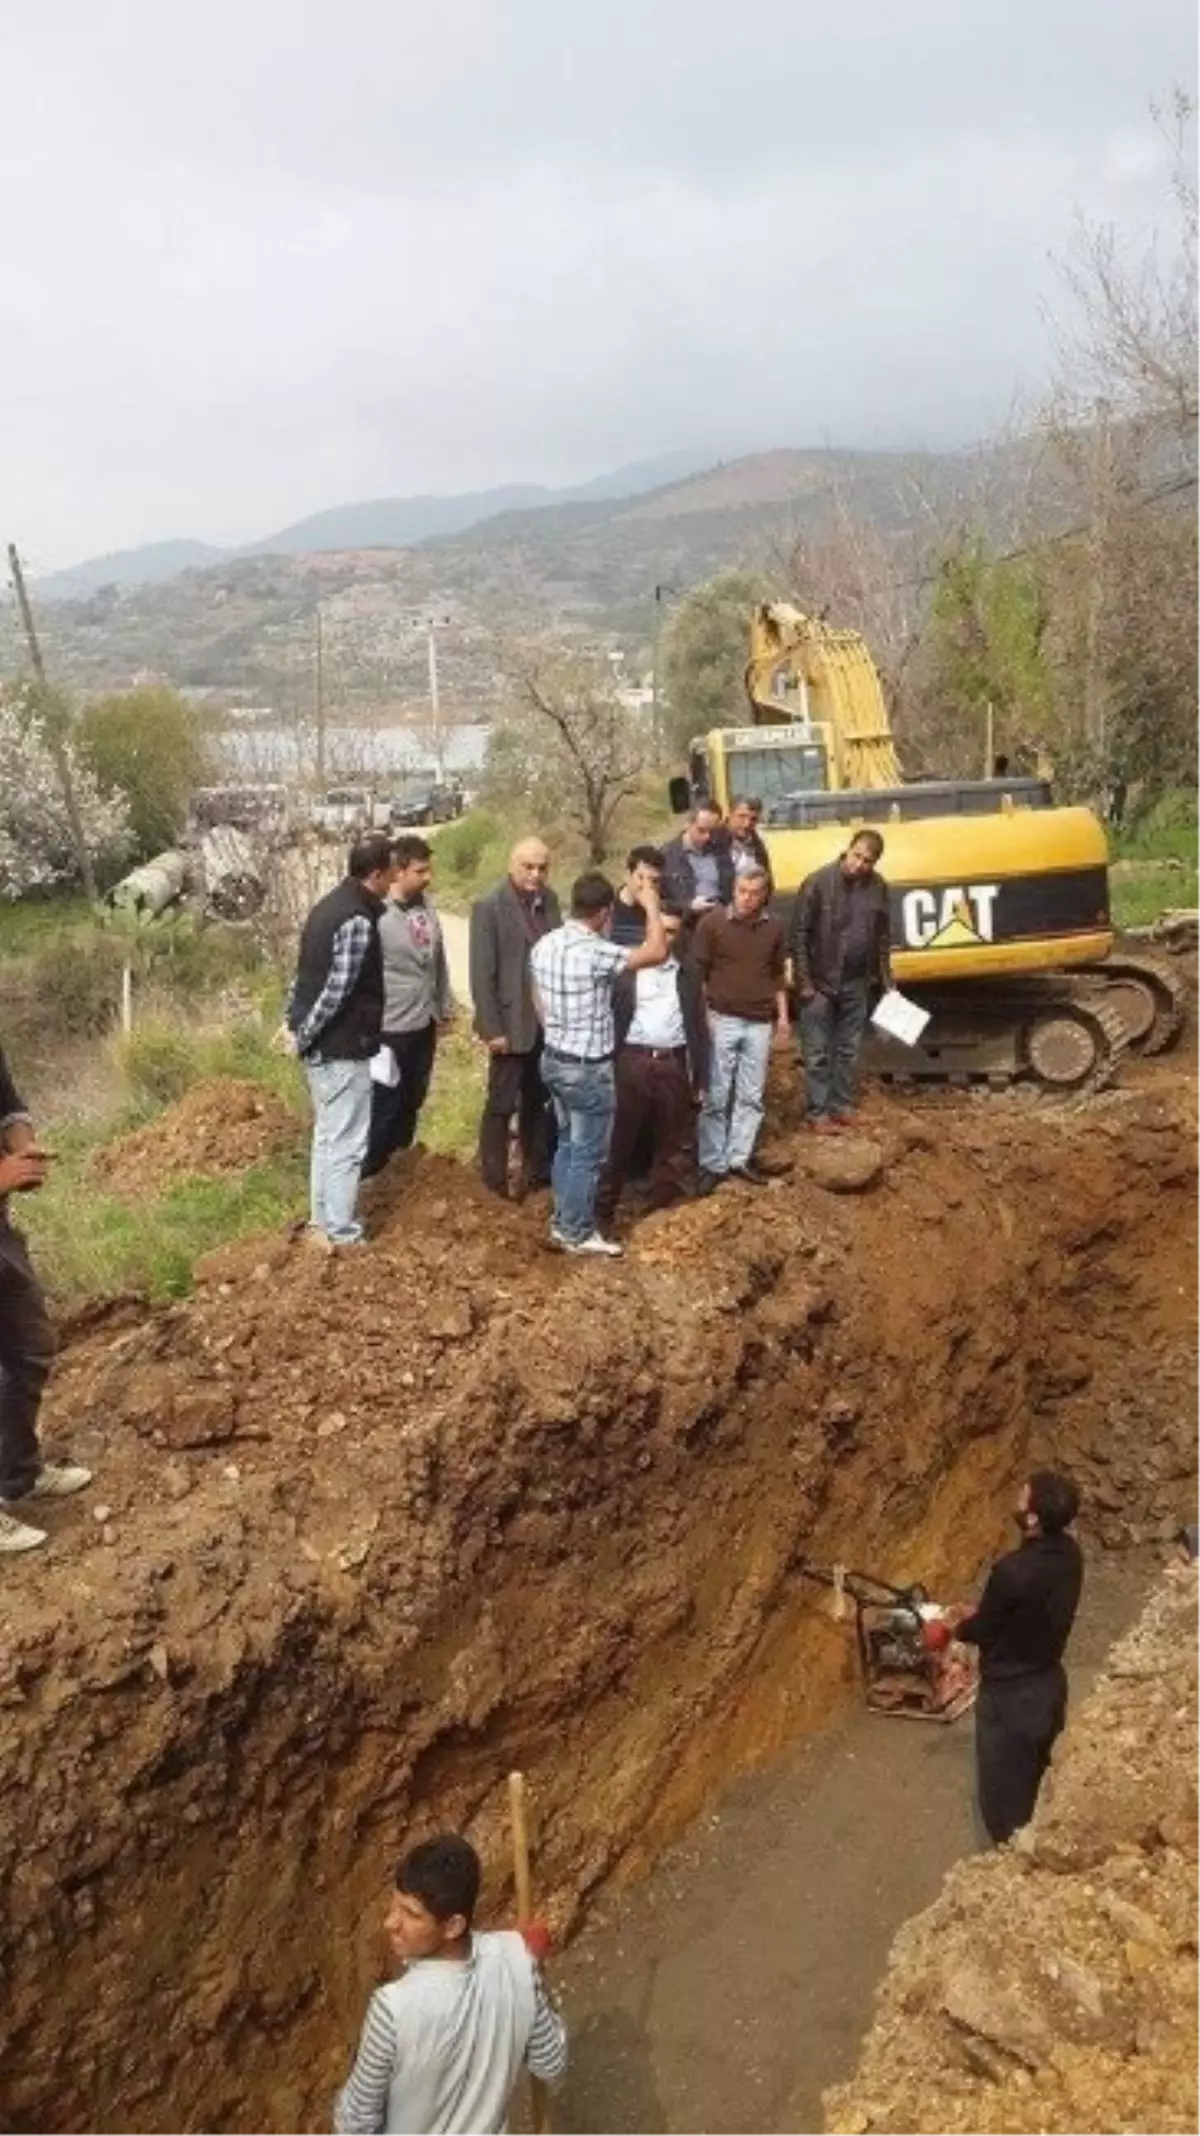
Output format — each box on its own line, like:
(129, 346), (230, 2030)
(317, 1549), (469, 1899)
(1, 0), (1194, 565)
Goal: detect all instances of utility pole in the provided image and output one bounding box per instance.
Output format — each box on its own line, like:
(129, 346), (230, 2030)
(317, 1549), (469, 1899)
(7, 543), (98, 901)
(314, 606), (326, 788)
(426, 617), (443, 781)
(651, 582), (679, 753)
(411, 612), (452, 780)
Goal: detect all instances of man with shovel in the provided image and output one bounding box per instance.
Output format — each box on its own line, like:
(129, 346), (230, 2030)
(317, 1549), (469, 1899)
(335, 1833), (566, 2134)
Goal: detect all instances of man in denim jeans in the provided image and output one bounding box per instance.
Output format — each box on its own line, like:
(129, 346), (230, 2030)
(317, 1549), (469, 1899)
(693, 869), (789, 1190)
(286, 834), (396, 1246)
(530, 873), (668, 1257)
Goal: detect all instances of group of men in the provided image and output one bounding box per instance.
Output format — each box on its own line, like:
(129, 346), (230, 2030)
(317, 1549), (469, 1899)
(286, 801), (895, 1258)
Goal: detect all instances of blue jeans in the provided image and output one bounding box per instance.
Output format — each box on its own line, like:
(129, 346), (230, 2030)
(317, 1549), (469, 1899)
(305, 1058), (373, 1244)
(540, 1053), (616, 1244)
(797, 979), (870, 1119)
(698, 1013), (773, 1174)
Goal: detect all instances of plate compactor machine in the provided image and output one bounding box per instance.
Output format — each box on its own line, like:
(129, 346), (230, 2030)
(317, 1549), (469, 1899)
(799, 1560), (978, 1722)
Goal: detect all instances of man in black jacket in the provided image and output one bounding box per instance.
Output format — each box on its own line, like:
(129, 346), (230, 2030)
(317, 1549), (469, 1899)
(954, 1470), (1084, 1844)
(596, 905), (707, 1228)
(286, 834), (395, 1245)
(789, 829), (892, 1133)
(469, 839), (562, 1198)
(0, 1042), (94, 1554)
(662, 804), (734, 924)
(722, 797), (774, 893)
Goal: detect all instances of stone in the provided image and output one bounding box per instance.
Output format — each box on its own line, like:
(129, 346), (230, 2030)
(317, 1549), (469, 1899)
(161, 1386), (237, 1449)
(797, 1135), (885, 1194)
(939, 1963), (1053, 2067)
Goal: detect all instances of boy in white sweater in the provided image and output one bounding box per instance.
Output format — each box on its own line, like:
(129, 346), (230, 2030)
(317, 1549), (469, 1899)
(334, 1834), (567, 2136)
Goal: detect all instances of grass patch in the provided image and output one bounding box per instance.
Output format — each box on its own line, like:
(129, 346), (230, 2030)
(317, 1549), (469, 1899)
(1111, 798), (1197, 927)
(422, 1027), (486, 1158)
(0, 891), (93, 950)
(24, 1143), (307, 1303)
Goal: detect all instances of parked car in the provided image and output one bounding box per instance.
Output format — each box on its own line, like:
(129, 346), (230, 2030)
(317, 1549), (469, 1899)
(389, 782), (465, 828)
(308, 787), (390, 839)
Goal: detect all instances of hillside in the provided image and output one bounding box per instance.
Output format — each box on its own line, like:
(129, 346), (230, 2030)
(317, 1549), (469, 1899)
(33, 448), (720, 601)
(4, 441), (1028, 706)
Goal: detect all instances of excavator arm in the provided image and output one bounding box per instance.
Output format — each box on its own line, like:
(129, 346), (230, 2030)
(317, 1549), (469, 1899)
(744, 601), (903, 790)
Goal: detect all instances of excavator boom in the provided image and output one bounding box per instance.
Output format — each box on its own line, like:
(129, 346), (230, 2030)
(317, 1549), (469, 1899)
(744, 601), (902, 789)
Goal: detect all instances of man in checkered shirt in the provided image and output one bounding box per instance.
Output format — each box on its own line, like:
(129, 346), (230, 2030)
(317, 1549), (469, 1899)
(530, 871), (667, 1255)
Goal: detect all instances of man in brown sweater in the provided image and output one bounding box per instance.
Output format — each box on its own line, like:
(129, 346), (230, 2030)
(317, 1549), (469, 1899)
(693, 868), (789, 1189)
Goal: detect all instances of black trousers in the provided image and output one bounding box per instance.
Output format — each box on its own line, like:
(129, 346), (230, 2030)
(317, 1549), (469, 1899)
(596, 1049), (696, 1225)
(0, 1225), (55, 1500)
(478, 1046), (555, 1195)
(362, 1023), (437, 1179)
(975, 1665), (1067, 1843)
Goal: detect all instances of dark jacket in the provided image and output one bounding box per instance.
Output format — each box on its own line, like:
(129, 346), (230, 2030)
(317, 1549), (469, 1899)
(661, 834), (735, 918)
(290, 877), (385, 1061)
(717, 826), (774, 894)
(958, 1532), (1083, 1682)
(469, 879), (563, 1054)
(613, 957), (709, 1088)
(0, 1043), (34, 1268)
(788, 859), (892, 996)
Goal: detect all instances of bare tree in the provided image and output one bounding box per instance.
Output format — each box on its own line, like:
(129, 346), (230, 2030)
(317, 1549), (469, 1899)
(1052, 90), (1197, 442)
(492, 634), (650, 862)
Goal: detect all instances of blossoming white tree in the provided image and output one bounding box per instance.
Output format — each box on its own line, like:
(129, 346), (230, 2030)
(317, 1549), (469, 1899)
(0, 685), (131, 897)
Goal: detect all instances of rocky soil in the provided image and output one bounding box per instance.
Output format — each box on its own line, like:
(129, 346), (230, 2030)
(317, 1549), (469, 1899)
(0, 1070), (1193, 2133)
(825, 1564), (1199, 2135)
(97, 1075), (302, 1196)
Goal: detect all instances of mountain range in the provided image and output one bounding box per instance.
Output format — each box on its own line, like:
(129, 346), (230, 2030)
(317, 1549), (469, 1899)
(34, 449), (720, 599)
(2, 440), (1060, 711)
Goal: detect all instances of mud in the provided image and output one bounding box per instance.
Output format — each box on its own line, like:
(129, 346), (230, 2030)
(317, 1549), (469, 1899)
(0, 1072), (1194, 2133)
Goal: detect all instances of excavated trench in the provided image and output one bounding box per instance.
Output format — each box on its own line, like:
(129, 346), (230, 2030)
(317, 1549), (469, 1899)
(0, 1073), (1194, 2135)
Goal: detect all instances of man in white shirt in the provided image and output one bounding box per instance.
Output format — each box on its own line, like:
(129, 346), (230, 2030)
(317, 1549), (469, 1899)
(335, 1834), (566, 2136)
(596, 904), (708, 1229)
(530, 870), (667, 1256)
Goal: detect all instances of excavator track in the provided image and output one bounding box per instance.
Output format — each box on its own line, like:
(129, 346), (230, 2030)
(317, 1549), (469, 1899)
(1074, 953), (1188, 1057)
(866, 979), (1130, 1097)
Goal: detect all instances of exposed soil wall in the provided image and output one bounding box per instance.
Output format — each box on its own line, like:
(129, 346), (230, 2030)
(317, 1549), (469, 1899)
(0, 1078), (1193, 2133)
(825, 1566), (1199, 2135)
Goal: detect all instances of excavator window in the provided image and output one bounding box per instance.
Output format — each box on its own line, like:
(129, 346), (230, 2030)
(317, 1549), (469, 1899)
(730, 744), (829, 816)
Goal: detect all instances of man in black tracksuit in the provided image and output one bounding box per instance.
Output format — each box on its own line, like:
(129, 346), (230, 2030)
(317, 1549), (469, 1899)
(955, 1469), (1084, 1844)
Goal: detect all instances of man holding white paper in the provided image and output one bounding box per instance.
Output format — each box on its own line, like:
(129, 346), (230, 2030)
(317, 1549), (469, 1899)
(789, 830), (894, 1133)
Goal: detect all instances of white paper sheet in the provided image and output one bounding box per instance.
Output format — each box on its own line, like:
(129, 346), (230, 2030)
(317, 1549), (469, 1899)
(871, 988), (931, 1047)
(369, 1045), (400, 1087)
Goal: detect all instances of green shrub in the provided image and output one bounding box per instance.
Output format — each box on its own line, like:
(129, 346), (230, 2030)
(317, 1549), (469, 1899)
(31, 928), (129, 1038)
(115, 1016), (206, 1105)
(434, 811), (502, 884)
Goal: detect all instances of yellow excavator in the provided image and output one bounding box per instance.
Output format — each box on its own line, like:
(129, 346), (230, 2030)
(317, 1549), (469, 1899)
(668, 601), (1184, 1091)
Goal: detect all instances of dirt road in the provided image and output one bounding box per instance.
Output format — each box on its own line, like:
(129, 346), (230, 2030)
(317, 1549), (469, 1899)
(440, 908), (472, 1004)
(549, 1553), (1154, 2135)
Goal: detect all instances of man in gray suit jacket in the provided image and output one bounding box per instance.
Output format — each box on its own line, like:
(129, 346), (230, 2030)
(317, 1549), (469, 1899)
(469, 838), (562, 1197)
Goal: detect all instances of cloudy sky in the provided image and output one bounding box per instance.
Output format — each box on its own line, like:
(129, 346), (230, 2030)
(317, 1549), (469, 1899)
(1, 0), (1194, 565)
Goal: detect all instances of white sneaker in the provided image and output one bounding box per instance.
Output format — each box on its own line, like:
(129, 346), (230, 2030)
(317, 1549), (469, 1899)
(21, 1463), (93, 1501)
(564, 1232), (624, 1258)
(0, 1510), (47, 1554)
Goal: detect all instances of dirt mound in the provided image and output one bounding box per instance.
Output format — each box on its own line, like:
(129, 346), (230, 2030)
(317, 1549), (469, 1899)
(0, 1082), (1193, 2132)
(825, 1566), (1199, 2135)
(101, 1076), (302, 1196)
